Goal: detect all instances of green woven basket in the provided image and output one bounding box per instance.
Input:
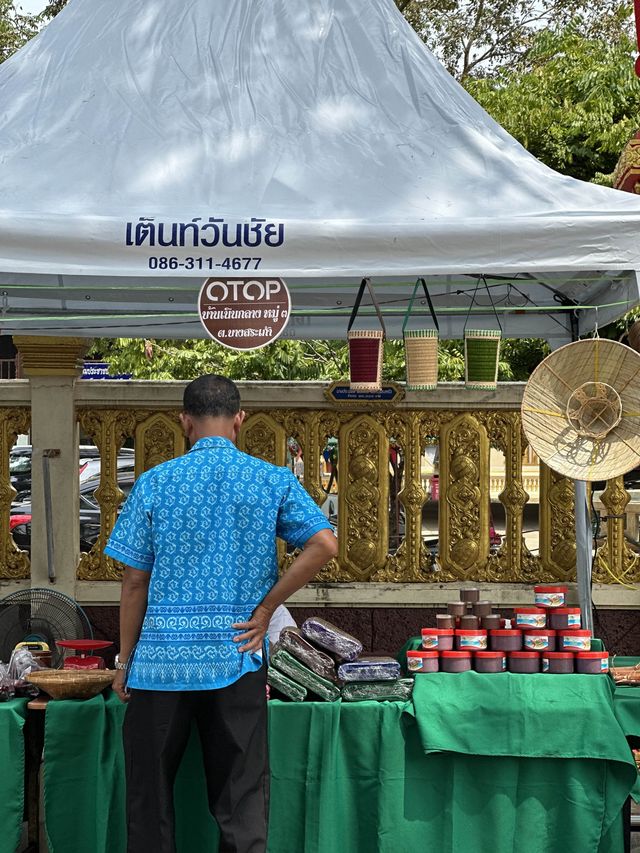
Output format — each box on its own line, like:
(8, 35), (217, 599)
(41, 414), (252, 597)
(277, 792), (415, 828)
(464, 329), (501, 390)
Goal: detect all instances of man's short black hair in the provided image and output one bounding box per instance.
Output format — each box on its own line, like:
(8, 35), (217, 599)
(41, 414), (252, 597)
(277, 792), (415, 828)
(183, 375), (241, 418)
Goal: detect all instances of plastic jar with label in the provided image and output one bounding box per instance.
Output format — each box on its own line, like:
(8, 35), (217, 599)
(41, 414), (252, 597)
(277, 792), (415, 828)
(514, 608), (547, 629)
(548, 608), (581, 630)
(440, 651), (473, 673)
(407, 650), (439, 673)
(508, 651), (540, 673)
(557, 630), (591, 652)
(575, 651), (609, 674)
(523, 629), (556, 652)
(534, 585), (568, 609)
(489, 629), (523, 652)
(475, 651), (507, 673)
(455, 629), (488, 651)
(421, 628), (455, 651)
(542, 652), (574, 673)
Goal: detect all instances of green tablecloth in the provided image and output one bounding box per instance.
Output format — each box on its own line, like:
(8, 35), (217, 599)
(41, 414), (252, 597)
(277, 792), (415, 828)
(41, 681), (638, 853)
(0, 697), (28, 853)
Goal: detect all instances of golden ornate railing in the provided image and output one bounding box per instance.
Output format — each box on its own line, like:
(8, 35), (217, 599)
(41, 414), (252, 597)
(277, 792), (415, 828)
(0, 406), (31, 580)
(1, 390), (639, 589)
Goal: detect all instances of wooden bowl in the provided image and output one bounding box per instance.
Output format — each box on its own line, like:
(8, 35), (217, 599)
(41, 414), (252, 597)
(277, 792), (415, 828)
(26, 669), (115, 700)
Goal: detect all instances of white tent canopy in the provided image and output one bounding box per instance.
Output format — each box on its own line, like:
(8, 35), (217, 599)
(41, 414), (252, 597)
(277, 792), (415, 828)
(1, 0), (640, 341)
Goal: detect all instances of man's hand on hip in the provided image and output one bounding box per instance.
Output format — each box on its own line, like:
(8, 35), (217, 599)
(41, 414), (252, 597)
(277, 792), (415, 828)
(232, 604), (272, 653)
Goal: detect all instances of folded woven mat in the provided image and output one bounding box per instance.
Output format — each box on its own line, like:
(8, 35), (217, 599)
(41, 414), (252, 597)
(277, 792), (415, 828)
(337, 656), (401, 683)
(341, 678), (414, 702)
(301, 617), (363, 662)
(267, 666), (307, 702)
(271, 649), (341, 701)
(280, 628), (338, 681)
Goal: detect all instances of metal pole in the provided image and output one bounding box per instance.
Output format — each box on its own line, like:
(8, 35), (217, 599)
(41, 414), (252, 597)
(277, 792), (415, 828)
(574, 479), (594, 634)
(42, 449), (60, 583)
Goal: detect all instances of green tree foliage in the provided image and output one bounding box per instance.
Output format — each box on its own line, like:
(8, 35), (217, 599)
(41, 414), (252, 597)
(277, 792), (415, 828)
(91, 336), (544, 382)
(395, 0), (628, 80)
(467, 15), (640, 182)
(0, 0), (38, 62)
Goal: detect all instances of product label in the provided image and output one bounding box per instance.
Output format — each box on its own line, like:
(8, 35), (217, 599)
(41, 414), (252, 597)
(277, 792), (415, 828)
(459, 636), (487, 650)
(535, 592), (565, 608)
(562, 636), (590, 651)
(407, 657), (422, 672)
(501, 656), (507, 671)
(542, 658), (550, 672)
(567, 614), (581, 628)
(524, 635), (549, 651)
(517, 614), (546, 628)
(422, 636), (438, 650)
(601, 658), (609, 673)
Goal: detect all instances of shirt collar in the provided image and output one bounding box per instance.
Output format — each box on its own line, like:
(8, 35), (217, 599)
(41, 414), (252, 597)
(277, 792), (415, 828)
(188, 436), (235, 453)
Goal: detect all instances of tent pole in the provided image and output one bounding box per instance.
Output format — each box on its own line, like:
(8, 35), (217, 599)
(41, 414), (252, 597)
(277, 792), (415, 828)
(574, 480), (594, 634)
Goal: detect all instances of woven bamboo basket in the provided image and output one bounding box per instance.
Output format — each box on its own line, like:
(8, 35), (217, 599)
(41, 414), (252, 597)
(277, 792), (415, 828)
(348, 329), (384, 391)
(464, 329), (501, 390)
(26, 669), (115, 700)
(521, 338), (640, 481)
(404, 329), (438, 390)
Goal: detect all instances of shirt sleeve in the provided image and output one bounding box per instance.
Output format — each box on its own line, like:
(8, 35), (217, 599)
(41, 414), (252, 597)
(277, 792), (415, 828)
(276, 470), (333, 550)
(104, 474), (155, 571)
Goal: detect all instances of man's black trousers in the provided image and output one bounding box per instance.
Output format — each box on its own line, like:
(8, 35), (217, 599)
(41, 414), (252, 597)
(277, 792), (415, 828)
(123, 665), (269, 853)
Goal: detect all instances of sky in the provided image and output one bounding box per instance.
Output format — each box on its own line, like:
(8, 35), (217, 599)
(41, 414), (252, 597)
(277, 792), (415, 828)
(16, 0), (47, 13)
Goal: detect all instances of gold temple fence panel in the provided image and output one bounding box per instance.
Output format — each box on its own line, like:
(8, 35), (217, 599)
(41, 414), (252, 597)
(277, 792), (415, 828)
(0, 380), (637, 597)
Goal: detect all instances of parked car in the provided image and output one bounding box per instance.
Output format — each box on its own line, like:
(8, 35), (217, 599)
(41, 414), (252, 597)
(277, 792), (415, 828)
(9, 445), (134, 503)
(10, 472), (135, 554)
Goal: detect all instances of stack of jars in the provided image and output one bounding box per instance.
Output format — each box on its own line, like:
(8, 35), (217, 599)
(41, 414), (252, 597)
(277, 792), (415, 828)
(408, 584), (609, 675)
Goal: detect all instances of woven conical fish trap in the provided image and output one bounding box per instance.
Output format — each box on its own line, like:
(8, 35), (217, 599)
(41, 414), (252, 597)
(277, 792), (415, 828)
(521, 339), (640, 481)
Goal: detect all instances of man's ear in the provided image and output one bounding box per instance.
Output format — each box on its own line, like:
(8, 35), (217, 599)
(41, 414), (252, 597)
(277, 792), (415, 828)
(232, 410), (246, 441)
(179, 412), (192, 439)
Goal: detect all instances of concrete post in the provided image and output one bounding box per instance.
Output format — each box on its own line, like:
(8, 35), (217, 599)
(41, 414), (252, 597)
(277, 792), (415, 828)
(13, 337), (90, 598)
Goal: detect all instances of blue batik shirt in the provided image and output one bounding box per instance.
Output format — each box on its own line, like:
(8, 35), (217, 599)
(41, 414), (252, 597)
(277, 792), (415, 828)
(104, 436), (332, 691)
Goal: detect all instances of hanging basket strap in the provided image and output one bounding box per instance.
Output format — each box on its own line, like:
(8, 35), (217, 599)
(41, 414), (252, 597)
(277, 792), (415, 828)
(402, 277), (440, 336)
(348, 277), (386, 338)
(463, 275), (503, 335)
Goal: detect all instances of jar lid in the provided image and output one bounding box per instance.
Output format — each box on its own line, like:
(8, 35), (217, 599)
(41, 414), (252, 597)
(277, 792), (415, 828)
(557, 630), (591, 637)
(523, 628), (557, 636)
(575, 651), (608, 659)
(421, 628), (454, 635)
(407, 650), (439, 658)
(509, 651), (540, 658)
(475, 651), (506, 658)
(534, 585), (568, 592)
(544, 652), (575, 659)
(440, 651), (473, 658)
(454, 629), (488, 635)
(489, 629), (522, 636)
(552, 608), (581, 614)
(514, 608), (546, 614)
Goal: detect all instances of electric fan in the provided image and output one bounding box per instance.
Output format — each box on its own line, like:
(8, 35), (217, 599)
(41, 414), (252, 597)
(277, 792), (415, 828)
(0, 588), (93, 668)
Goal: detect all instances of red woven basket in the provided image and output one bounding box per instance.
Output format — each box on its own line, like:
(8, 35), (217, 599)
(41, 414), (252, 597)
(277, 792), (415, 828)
(348, 330), (384, 390)
(347, 279), (386, 391)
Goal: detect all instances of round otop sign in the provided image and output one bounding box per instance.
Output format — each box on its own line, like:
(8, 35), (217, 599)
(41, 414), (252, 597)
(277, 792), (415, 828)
(198, 277), (291, 351)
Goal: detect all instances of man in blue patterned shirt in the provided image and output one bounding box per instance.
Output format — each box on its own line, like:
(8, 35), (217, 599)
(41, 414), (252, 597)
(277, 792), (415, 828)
(105, 375), (336, 853)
